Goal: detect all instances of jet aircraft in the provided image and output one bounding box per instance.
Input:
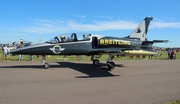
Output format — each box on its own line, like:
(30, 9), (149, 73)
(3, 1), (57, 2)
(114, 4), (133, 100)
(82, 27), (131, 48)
(12, 16), (168, 71)
(12, 39), (32, 47)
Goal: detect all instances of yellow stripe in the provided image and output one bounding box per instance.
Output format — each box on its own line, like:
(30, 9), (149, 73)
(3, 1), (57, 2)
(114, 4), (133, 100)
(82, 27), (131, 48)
(124, 50), (157, 55)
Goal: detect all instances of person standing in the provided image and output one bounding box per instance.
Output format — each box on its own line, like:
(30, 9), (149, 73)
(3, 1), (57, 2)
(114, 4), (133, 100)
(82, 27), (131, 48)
(1, 44), (4, 59)
(18, 39), (24, 61)
(18, 45), (22, 61)
(63, 55), (67, 60)
(3, 45), (8, 60)
(7, 45), (11, 59)
(167, 49), (171, 60)
(30, 55), (33, 61)
(172, 49), (177, 60)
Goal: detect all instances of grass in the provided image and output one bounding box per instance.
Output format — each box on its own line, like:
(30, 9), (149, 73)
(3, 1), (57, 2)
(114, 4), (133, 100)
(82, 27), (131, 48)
(0, 50), (180, 61)
(158, 100), (180, 104)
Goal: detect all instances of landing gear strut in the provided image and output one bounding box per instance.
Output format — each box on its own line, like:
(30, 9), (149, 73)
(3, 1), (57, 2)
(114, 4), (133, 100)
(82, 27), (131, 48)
(42, 55), (50, 69)
(106, 54), (115, 71)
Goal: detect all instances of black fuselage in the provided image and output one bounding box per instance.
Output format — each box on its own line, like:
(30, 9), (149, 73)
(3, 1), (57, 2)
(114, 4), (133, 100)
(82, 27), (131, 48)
(12, 36), (146, 55)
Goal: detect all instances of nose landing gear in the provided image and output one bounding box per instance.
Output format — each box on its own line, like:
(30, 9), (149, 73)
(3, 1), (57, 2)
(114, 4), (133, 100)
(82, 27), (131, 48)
(43, 63), (50, 69)
(42, 55), (50, 69)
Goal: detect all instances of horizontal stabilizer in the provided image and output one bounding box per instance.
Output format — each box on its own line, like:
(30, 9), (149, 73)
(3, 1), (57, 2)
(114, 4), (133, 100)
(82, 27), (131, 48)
(152, 40), (169, 43)
(143, 40), (168, 43)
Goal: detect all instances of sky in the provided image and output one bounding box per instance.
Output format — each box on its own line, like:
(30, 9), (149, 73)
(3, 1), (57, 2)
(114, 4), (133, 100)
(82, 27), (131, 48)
(0, 0), (180, 47)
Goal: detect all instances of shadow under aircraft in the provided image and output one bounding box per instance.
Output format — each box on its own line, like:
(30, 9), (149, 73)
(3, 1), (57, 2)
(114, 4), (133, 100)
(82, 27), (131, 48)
(56, 62), (124, 78)
(11, 16), (168, 71)
(0, 62), (124, 78)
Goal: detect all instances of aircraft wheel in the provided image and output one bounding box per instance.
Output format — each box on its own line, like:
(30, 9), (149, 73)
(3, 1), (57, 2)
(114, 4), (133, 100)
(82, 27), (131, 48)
(93, 59), (100, 66)
(107, 61), (115, 71)
(43, 63), (50, 69)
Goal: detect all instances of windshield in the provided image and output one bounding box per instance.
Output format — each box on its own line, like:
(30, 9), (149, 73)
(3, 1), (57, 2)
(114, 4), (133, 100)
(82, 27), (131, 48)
(46, 33), (92, 43)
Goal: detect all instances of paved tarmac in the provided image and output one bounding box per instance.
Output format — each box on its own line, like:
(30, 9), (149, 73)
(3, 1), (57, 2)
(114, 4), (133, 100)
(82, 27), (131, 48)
(0, 60), (180, 104)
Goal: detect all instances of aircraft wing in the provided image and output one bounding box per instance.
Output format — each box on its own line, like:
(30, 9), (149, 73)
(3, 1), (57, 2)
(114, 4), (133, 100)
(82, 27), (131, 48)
(90, 48), (122, 54)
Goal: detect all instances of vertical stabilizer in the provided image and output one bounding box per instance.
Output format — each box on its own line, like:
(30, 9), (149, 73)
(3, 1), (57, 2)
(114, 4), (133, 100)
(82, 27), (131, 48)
(127, 16), (153, 41)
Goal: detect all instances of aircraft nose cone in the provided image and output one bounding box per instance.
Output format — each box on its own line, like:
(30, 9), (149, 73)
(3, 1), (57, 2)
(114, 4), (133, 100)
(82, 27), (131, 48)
(11, 43), (52, 55)
(11, 49), (24, 54)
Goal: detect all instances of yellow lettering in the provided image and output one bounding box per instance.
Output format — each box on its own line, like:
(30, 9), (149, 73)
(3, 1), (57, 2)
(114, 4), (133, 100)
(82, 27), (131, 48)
(124, 41), (126, 44)
(113, 40), (115, 44)
(109, 39), (113, 44)
(100, 39), (130, 45)
(128, 41), (130, 45)
(124, 41), (127, 45)
(100, 39), (104, 44)
(114, 40), (116, 44)
(105, 39), (109, 44)
(118, 41), (121, 45)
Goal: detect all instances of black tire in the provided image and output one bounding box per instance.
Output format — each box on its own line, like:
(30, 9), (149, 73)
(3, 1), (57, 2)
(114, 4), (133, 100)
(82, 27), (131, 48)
(43, 63), (50, 69)
(107, 61), (115, 71)
(93, 59), (100, 66)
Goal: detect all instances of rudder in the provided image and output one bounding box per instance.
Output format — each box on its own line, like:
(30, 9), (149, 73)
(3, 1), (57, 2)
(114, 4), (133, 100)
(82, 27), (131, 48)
(127, 16), (153, 41)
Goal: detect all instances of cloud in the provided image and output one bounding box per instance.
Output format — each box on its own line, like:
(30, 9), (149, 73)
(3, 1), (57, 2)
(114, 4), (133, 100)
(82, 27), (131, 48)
(74, 15), (86, 18)
(6, 19), (138, 34)
(151, 21), (180, 29)
(67, 20), (137, 31)
(96, 16), (113, 20)
(4, 18), (180, 35)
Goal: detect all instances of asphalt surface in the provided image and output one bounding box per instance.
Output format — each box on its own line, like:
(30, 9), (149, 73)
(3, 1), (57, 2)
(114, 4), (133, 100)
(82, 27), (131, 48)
(0, 60), (180, 104)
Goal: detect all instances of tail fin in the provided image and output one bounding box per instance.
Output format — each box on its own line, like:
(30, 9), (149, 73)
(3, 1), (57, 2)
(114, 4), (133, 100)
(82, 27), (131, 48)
(126, 16), (153, 41)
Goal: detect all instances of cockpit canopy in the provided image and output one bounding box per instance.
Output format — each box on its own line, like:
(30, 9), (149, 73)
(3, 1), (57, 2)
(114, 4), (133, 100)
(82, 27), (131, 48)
(46, 33), (92, 43)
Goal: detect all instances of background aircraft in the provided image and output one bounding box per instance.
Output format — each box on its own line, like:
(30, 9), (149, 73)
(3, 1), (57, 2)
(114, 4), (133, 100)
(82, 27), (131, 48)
(12, 39), (32, 48)
(12, 16), (168, 71)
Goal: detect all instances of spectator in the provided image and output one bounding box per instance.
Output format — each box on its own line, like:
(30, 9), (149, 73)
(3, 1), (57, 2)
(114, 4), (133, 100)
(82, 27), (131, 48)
(3, 45), (8, 60)
(63, 55), (67, 60)
(77, 55), (82, 60)
(7, 46), (11, 59)
(167, 49), (171, 60)
(30, 55), (33, 61)
(18, 40), (24, 61)
(129, 55), (134, 59)
(1, 44), (4, 59)
(136, 55), (141, 59)
(17, 45), (23, 61)
(172, 49), (177, 60)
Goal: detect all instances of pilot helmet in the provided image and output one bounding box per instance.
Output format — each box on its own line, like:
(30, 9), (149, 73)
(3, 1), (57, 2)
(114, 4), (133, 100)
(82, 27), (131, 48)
(20, 39), (23, 44)
(60, 36), (65, 39)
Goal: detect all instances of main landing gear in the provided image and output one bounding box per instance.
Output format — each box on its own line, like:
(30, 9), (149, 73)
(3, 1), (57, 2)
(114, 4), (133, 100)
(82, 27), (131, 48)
(41, 54), (115, 70)
(93, 59), (100, 66)
(106, 61), (115, 71)
(91, 54), (115, 71)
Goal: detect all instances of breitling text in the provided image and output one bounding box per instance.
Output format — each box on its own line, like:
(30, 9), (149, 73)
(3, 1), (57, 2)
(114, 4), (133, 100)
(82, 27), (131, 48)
(99, 39), (131, 45)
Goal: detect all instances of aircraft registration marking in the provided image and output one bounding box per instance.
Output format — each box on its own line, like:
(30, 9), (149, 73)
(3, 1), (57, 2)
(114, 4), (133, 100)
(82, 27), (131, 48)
(99, 39), (131, 45)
